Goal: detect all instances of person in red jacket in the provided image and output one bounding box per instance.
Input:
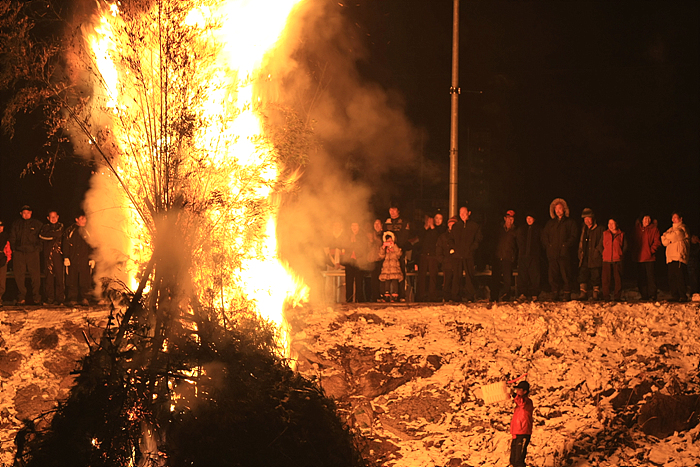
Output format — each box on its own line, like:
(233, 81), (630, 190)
(0, 220), (11, 307)
(631, 214), (662, 301)
(600, 218), (627, 301)
(510, 380), (534, 467)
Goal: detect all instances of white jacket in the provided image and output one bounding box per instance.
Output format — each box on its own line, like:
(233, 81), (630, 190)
(661, 223), (689, 263)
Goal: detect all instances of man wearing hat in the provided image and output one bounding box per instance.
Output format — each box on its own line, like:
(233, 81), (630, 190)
(510, 380), (534, 467)
(9, 205), (43, 305)
(577, 208), (603, 300)
(0, 220), (11, 307)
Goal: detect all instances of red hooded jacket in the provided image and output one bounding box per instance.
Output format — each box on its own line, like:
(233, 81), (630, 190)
(510, 394), (534, 438)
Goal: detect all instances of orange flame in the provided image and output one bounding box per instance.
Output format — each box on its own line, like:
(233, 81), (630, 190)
(87, 0), (308, 356)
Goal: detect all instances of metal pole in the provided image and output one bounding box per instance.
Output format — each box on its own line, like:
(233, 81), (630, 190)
(449, 0), (460, 218)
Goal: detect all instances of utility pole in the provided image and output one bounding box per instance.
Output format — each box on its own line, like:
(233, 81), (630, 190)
(449, 0), (460, 218)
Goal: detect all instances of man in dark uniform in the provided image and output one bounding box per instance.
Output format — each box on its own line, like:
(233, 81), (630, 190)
(39, 210), (65, 305)
(452, 206), (483, 302)
(9, 205), (43, 305)
(63, 212), (94, 306)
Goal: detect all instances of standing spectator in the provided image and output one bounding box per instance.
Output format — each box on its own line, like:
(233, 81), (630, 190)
(39, 210), (65, 305)
(453, 206), (483, 302)
(341, 222), (366, 303)
(661, 212), (689, 302)
(436, 216), (458, 302)
(324, 221), (345, 269)
(384, 205), (412, 301)
(493, 210), (517, 301)
(542, 198), (578, 301)
(601, 219), (627, 301)
(368, 219), (384, 302)
(8, 205), (43, 305)
(631, 214), (662, 301)
(378, 231), (403, 302)
(509, 380), (534, 467)
(0, 221), (11, 307)
(63, 212), (94, 306)
(416, 213), (446, 302)
(577, 208), (603, 300)
(516, 213), (542, 301)
(688, 235), (700, 300)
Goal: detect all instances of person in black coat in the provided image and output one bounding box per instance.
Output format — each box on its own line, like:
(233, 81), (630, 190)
(63, 213), (94, 305)
(493, 210), (517, 301)
(39, 211), (65, 305)
(416, 213), (447, 302)
(436, 217), (458, 301)
(452, 206), (483, 302)
(8, 205), (43, 305)
(541, 198), (578, 301)
(576, 208), (603, 300)
(516, 213), (543, 300)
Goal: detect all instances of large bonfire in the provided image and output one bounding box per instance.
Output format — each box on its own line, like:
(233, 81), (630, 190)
(12, 1), (366, 466)
(85, 0), (308, 353)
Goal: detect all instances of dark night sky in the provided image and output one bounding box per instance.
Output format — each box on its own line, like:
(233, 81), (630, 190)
(346, 1), (699, 232)
(1, 1), (698, 235)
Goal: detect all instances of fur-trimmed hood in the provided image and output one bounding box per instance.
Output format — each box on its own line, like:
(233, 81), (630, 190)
(549, 198), (570, 219)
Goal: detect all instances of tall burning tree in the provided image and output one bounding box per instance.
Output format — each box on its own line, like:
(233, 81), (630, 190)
(83, 0), (308, 351)
(5, 0), (365, 465)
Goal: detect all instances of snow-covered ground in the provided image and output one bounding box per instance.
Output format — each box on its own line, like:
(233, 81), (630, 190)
(292, 300), (700, 467)
(1, 300), (699, 467)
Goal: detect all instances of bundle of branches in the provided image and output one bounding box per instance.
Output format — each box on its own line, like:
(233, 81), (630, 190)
(14, 286), (368, 467)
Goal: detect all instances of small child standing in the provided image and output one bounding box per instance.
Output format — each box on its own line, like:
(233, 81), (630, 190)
(510, 380), (534, 467)
(378, 231), (403, 302)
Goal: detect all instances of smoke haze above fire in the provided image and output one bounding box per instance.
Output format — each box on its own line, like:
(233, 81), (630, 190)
(271, 0), (421, 295)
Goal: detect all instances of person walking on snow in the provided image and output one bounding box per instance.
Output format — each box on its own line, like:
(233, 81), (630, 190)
(510, 380), (534, 467)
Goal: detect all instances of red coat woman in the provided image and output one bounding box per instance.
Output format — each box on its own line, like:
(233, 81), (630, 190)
(631, 215), (661, 300)
(600, 219), (627, 301)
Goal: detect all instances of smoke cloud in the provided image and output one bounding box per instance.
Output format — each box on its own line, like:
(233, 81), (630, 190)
(270, 1), (421, 301)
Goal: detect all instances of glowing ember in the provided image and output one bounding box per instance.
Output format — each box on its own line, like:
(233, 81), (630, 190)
(86, 0), (308, 355)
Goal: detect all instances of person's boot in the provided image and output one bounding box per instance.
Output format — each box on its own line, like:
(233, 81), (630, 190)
(562, 291), (571, 302)
(577, 284), (588, 300)
(592, 286), (601, 300)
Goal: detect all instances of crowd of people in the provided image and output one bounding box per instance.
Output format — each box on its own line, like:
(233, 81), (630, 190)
(0, 205), (94, 307)
(324, 198), (700, 304)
